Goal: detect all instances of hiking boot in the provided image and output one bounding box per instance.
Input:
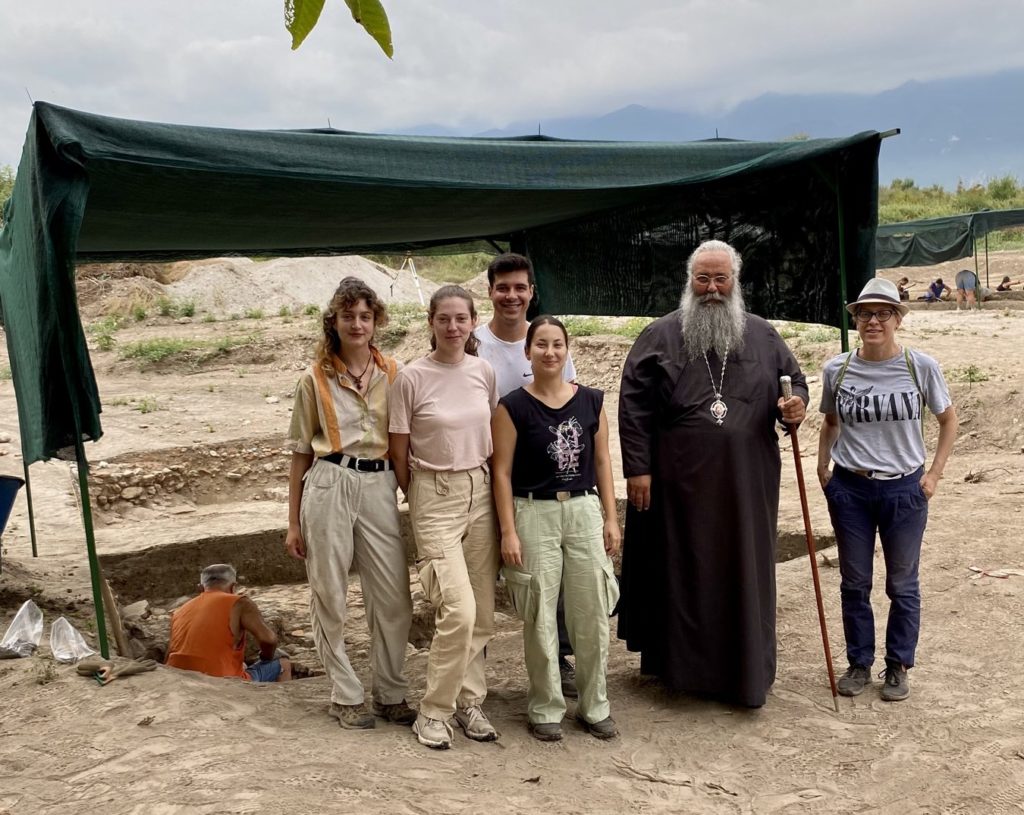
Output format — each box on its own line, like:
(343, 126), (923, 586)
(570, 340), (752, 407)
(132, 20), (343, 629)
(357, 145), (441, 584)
(879, 665), (910, 702)
(329, 702), (375, 730)
(837, 665), (872, 697)
(579, 715), (618, 740)
(453, 705), (499, 742)
(372, 699), (417, 725)
(560, 658), (578, 699)
(413, 714), (454, 750)
(528, 721), (563, 742)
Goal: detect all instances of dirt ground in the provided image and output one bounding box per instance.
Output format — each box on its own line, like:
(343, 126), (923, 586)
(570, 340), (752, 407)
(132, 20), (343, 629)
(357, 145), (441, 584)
(1, 254), (1024, 814)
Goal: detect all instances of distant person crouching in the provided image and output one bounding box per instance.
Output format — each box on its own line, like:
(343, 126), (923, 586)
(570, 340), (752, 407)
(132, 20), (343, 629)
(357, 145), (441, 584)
(166, 564), (292, 682)
(918, 278), (951, 302)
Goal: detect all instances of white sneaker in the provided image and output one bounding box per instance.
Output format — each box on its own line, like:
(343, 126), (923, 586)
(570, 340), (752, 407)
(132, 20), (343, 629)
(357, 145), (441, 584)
(413, 713), (453, 750)
(454, 705), (499, 742)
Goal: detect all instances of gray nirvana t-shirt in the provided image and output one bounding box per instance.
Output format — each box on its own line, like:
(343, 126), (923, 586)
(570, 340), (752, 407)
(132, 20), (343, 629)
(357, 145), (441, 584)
(820, 348), (952, 475)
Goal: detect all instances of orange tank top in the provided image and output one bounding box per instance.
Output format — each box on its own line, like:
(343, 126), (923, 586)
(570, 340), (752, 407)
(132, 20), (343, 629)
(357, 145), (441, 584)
(166, 591), (249, 679)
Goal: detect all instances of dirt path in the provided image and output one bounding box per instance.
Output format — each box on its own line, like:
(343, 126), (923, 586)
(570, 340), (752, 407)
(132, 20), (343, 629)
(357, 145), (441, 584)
(2, 260), (1024, 814)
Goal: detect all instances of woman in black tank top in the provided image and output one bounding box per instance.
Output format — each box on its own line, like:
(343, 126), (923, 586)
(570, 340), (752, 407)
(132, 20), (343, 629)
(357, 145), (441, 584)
(491, 315), (622, 742)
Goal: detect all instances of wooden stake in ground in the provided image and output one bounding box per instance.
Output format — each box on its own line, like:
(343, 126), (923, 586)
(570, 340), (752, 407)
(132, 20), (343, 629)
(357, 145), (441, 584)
(781, 375), (840, 713)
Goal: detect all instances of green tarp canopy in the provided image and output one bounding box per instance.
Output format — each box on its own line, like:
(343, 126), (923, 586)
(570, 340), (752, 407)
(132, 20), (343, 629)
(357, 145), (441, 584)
(0, 102), (884, 464)
(876, 209), (1024, 268)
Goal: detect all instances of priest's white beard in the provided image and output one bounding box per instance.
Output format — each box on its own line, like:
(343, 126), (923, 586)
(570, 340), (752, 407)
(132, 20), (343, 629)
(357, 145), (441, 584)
(678, 287), (747, 362)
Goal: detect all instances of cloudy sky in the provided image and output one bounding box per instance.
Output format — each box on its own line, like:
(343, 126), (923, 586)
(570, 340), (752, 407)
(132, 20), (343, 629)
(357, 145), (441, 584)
(1, 0), (1022, 168)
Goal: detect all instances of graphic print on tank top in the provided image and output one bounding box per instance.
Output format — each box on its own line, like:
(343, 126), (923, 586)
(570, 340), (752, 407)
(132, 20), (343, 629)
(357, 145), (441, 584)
(548, 416), (584, 478)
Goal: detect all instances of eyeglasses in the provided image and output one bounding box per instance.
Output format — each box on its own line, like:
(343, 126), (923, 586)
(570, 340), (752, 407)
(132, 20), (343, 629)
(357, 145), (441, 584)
(693, 275), (732, 287)
(854, 308), (896, 323)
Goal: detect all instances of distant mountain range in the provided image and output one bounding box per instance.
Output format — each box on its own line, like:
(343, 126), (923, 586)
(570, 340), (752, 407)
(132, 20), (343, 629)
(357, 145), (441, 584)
(407, 68), (1024, 189)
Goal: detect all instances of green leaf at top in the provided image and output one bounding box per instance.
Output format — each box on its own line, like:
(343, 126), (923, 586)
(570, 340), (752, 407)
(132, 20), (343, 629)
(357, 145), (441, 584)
(343, 0), (394, 58)
(285, 0), (327, 50)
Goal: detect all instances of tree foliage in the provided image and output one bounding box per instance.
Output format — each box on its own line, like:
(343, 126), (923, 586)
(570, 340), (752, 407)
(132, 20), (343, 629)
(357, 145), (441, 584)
(0, 164), (15, 228)
(285, 0), (392, 57)
(879, 174), (1024, 248)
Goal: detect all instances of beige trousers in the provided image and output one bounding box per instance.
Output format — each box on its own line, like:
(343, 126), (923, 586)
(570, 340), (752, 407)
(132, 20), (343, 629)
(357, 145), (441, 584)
(409, 467), (499, 721)
(301, 459), (412, 706)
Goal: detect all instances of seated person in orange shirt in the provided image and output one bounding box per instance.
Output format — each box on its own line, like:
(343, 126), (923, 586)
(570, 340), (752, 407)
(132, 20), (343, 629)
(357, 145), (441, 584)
(166, 563), (292, 682)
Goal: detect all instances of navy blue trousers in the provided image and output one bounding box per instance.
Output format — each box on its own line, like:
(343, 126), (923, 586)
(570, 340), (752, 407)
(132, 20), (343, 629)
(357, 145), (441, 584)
(825, 466), (928, 669)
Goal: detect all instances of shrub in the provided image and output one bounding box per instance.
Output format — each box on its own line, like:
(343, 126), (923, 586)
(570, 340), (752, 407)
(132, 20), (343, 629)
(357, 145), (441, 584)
(179, 300), (196, 317)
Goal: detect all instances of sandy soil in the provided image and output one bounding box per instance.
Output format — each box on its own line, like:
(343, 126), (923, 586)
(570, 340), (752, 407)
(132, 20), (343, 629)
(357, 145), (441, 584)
(1, 255), (1024, 814)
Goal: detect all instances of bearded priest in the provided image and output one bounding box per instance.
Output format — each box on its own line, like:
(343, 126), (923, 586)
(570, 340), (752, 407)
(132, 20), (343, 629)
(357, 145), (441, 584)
(616, 239), (808, 708)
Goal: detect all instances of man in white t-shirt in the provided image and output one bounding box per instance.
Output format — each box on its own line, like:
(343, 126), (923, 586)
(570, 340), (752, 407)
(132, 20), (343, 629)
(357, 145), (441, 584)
(473, 252), (578, 697)
(475, 253), (577, 396)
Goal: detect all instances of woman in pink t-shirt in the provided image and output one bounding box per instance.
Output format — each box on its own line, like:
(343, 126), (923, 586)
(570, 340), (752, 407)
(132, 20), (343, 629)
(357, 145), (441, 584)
(390, 285), (501, 750)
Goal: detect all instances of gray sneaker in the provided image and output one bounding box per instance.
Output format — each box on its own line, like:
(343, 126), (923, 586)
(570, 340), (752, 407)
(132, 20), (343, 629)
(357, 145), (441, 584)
(879, 665), (910, 702)
(837, 665), (872, 697)
(329, 703), (375, 730)
(454, 705), (499, 742)
(413, 714), (454, 749)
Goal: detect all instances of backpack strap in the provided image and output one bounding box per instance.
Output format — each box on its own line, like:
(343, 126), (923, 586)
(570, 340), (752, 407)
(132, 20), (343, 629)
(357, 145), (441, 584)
(903, 347), (926, 436)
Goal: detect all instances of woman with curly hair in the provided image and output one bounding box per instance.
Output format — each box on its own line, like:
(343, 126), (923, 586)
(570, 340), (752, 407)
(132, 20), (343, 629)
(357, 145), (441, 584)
(285, 276), (416, 730)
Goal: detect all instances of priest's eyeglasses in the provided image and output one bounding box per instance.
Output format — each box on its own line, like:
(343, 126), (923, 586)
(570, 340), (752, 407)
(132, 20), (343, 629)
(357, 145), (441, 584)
(854, 308), (896, 323)
(693, 275), (732, 287)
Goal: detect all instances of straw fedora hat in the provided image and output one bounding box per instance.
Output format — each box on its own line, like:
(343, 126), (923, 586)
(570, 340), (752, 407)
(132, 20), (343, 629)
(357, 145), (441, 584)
(845, 278), (909, 317)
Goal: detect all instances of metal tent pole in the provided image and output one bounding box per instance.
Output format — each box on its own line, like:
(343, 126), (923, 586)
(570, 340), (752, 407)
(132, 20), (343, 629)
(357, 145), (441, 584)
(21, 459), (38, 557)
(73, 437), (110, 659)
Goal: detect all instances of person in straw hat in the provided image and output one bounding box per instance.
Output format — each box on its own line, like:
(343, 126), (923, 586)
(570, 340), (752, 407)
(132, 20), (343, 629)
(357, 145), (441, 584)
(817, 278), (958, 702)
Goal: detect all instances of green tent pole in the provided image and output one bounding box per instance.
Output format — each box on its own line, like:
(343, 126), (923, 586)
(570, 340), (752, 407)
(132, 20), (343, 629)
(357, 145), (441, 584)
(21, 460), (38, 557)
(984, 233), (989, 288)
(835, 176), (851, 353)
(74, 437), (109, 659)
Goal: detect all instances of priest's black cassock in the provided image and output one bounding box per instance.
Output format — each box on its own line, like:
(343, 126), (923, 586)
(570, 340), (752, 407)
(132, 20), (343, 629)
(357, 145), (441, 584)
(616, 311), (808, 707)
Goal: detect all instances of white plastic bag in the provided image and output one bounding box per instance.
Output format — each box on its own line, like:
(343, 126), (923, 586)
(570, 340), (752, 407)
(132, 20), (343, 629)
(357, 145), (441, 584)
(0, 599), (44, 658)
(49, 616), (98, 663)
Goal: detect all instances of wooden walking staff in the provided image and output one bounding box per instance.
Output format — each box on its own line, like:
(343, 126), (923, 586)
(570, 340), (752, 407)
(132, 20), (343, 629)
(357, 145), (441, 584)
(780, 375), (840, 713)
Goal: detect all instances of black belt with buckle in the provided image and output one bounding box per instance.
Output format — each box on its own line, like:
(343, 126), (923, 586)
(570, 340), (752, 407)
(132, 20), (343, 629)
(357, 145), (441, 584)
(512, 488), (596, 501)
(320, 453), (391, 473)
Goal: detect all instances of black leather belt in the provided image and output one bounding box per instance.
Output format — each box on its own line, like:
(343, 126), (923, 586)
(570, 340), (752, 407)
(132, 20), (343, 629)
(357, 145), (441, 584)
(320, 453), (391, 473)
(512, 488), (596, 501)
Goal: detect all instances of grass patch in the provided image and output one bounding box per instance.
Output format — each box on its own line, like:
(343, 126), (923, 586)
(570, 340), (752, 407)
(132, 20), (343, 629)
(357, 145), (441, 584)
(118, 338), (194, 364)
(801, 326), (840, 344)
(303, 304), (320, 316)
(136, 397), (159, 414)
(88, 315), (123, 351)
(0, 365), (11, 381)
(562, 316), (607, 337)
(613, 316), (654, 339)
(131, 305), (148, 322)
(202, 313), (217, 323)
(179, 300), (196, 317)
(244, 308), (265, 320)
(117, 334), (256, 367)
(948, 365), (990, 386)
(278, 305), (291, 318)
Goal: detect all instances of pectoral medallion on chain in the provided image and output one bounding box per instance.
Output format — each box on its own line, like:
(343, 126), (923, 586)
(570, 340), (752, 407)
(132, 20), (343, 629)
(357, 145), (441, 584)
(703, 349), (730, 427)
(710, 396), (728, 425)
